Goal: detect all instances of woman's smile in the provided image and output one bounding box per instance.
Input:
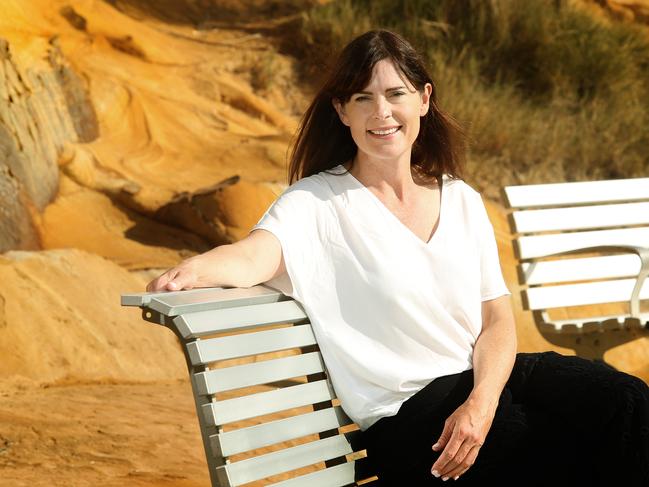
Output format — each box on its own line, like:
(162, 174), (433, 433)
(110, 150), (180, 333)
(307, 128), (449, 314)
(367, 126), (402, 138)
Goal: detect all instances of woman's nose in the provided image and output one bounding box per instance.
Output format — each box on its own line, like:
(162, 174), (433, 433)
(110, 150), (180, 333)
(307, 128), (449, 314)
(372, 97), (391, 119)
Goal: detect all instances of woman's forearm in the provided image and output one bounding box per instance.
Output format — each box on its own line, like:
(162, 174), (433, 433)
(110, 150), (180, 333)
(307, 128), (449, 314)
(188, 244), (255, 289)
(429, 297), (518, 480)
(467, 297), (517, 413)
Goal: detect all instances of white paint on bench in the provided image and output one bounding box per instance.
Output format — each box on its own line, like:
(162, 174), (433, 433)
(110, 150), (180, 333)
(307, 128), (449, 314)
(525, 277), (649, 310)
(212, 406), (354, 457)
(195, 352), (326, 394)
(173, 300), (308, 338)
(511, 202), (649, 233)
(223, 434), (354, 486)
(504, 177), (649, 208)
(202, 379), (337, 425)
(521, 254), (642, 285)
(187, 325), (317, 365)
(269, 460), (358, 487)
(516, 227), (649, 260)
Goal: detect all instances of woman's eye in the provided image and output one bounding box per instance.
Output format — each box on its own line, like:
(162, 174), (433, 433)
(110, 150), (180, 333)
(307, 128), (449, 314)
(391, 91), (406, 97)
(355, 96), (370, 102)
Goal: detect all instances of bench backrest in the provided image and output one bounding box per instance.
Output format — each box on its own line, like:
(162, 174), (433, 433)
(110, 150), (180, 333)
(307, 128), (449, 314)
(121, 286), (378, 487)
(503, 177), (649, 320)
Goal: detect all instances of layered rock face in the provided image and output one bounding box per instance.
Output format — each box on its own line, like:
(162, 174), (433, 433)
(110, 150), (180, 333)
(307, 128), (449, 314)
(0, 0), (301, 386)
(0, 35), (97, 251)
(0, 0), (298, 257)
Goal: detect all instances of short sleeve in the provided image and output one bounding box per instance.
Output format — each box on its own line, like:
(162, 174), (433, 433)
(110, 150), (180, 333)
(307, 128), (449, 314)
(249, 183), (318, 302)
(474, 194), (511, 301)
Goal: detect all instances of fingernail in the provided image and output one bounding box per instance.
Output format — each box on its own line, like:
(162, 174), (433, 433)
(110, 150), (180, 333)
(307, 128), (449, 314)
(454, 476), (459, 481)
(432, 470), (440, 477)
(432, 443), (439, 450)
(442, 476), (449, 481)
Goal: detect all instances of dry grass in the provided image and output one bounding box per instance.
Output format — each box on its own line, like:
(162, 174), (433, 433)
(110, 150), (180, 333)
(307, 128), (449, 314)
(294, 0), (649, 200)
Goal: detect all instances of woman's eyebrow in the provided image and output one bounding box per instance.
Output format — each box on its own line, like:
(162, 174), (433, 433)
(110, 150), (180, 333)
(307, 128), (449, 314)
(355, 86), (407, 95)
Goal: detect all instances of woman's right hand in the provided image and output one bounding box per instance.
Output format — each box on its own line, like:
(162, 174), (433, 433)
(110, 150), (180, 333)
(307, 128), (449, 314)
(146, 258), (201, 292)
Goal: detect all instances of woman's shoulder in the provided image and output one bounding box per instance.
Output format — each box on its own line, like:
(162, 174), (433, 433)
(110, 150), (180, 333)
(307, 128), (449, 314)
(276, 171), (335, 207)
(287, 165), (352, 197)
(443, 177), (489, 219)
(444, 175), (480, 198)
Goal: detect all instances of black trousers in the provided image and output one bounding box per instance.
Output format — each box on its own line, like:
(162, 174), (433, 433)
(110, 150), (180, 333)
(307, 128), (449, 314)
(362, 351), (649, 486)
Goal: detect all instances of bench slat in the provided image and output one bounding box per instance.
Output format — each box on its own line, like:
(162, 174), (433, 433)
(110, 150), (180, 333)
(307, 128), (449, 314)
(187, 325), (316, 365)
(195, 352), (326, 395)
(516, 227), (649, 260)
(511, 202), (649, 233)
(504, 178), (649, 208)
(173, 300), (308, 339)
(525, 278), (649, 310)
(212, 406), (354, 457)
(121, 287), (233, 308)
(146, 285), (284, 316)
(520, 254), (642, 285)
(203, 379), (337, 425)
(269, 460), (357, 487)
(224, 434), (354, 486)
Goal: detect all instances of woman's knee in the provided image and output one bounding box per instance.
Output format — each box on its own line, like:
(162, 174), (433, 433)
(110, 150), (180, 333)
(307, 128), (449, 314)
(509, 352), (646, 419)
(610, 372), (649, 419)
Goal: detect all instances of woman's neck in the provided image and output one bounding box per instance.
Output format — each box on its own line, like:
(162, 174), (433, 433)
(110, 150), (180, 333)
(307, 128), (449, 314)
(344, 154), (432, 201)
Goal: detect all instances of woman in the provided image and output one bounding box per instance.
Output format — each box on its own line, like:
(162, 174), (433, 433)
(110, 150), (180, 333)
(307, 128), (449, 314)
(147, 30), (649, 486)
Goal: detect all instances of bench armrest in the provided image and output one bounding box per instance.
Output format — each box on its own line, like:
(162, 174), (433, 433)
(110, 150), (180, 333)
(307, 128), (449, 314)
(532, 245), (649, 318)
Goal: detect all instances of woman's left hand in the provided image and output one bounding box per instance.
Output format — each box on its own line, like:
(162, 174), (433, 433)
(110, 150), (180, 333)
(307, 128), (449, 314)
(430, 399), (496, 481)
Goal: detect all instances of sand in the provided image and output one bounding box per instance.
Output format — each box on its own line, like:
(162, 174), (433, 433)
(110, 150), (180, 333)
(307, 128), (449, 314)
(0, 379), (209, 487)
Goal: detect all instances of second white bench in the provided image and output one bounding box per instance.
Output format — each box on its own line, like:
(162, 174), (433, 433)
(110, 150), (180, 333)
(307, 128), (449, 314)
(503, 177), (649, 363)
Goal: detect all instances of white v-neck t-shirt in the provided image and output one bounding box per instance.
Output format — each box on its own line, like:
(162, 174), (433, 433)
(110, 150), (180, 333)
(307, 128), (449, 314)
(249, 164), (511, 431)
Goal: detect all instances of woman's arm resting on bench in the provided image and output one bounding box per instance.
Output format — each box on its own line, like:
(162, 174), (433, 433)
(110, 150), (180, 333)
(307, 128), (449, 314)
(145, 228), (285, 291)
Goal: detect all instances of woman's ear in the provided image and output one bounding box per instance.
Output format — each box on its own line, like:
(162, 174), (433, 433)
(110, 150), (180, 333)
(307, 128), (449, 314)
(420, 83), (433, 116)
(332, 99), (350, 126)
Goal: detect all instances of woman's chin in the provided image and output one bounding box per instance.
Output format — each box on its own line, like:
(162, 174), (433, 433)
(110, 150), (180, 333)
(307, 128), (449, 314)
(357, 146), (411, 161)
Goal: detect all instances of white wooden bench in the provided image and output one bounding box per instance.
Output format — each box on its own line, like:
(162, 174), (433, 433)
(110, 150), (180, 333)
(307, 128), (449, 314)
(121, 286), (380, 486)
(503, 177), (649, 363)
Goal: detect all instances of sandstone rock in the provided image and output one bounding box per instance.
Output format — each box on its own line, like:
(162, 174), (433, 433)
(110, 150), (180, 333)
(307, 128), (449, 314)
(0, 35), (98, 252)
(37, 173), (209, 270)
(0, 153), (40, 251)
(58, 142), (141, 199)
(155, 175), (283, 245)
(58, 5), (87, 32)
(0, 248), (187, 383)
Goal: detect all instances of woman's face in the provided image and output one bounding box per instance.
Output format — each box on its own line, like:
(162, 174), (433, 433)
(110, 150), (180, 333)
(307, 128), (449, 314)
(334, 59), (432, 164)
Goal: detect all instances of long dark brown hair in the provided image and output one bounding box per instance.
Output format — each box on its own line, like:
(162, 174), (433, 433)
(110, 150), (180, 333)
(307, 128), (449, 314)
(288, 29), (466, 185)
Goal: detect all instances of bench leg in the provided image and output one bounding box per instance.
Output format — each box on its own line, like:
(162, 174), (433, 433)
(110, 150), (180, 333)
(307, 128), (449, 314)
(538, 326), (648, 365)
